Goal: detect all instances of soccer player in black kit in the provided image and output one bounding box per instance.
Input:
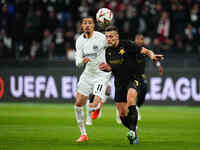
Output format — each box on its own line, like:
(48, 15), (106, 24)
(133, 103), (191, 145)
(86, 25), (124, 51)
(116, 34), (164, 122)
(134, 34), (164, 114)
(99, 26), (164, 144)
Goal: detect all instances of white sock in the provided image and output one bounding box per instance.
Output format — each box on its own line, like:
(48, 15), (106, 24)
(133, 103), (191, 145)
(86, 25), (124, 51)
(116, 108), (121, 124)
(74, 105), (87, 135)
(116, 108), (120, 119)
(86, 100), (92, 121)
(136, 106), (141, 121)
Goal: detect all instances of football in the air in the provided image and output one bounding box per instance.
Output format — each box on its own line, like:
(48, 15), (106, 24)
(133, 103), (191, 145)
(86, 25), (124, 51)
(96, 8), (113, 26)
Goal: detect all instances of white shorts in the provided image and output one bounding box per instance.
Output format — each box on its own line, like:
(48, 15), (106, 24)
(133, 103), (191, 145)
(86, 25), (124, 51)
(77, 71), (111, 101)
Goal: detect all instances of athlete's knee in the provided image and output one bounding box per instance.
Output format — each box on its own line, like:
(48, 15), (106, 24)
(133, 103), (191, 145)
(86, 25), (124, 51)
(127, 88), (137, 105)
(116, 103), (128, 116)
(127, 88), (137, 99)
(75, 100), (83, 107)
(75, 93), (88, 107)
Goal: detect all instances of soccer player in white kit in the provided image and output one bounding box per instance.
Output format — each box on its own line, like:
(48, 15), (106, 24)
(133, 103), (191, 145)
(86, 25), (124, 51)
(74, 16), (111, 142)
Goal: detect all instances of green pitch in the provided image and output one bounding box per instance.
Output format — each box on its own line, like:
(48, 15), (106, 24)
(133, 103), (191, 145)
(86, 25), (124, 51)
(0, 103), (200, 150)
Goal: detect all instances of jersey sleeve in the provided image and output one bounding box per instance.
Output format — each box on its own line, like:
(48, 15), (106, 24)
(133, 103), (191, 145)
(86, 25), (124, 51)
(75, 38), (84, 67)
(127, 40), (142, 54)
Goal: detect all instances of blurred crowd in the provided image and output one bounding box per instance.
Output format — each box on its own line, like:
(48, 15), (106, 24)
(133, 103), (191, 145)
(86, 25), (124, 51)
(0, 0), (200, 61)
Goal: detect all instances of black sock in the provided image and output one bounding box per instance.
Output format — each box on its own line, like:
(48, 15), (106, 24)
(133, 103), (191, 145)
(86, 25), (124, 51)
(127, 105), (138, 131)
(120, 116), (129, 129)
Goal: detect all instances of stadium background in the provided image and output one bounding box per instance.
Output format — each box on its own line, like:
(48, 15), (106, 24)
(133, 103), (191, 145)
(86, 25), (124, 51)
(0, 0), (200, 105)
(0, 1), (200, 150)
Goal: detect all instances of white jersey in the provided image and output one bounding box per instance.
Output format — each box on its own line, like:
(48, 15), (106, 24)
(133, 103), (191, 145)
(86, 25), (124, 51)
(75, 31), (111, 98)
(75, 31), (109, 75)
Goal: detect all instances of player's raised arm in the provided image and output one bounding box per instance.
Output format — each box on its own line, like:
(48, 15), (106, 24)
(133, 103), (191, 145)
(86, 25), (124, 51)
(134, 34), (164, 75)
(140, 47), (164, 62)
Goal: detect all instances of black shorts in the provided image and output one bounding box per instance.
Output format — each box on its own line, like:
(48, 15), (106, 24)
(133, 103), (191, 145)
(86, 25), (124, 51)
(133, 74), (147, 104)
(114, 74), (147, 103)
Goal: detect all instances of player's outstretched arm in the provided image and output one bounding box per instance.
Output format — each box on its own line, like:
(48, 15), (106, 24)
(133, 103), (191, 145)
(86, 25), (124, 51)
(141, 47), (164, 62)
(99, 62), (112, 72)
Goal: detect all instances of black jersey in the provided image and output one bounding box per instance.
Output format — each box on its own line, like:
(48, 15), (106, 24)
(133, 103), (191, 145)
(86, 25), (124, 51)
(135, 53), (146, 75)
(105, 40), (142, 82)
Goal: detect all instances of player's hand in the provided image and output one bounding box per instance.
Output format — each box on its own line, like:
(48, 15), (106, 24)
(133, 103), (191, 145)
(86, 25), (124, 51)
(82, 57), (91, 64)
(151, 54), (164, 61)
(158, 66), (164, 75)
(99, 62), (112, 72)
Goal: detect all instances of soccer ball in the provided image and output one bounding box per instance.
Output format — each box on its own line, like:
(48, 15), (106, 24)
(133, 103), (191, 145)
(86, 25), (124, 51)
(96, 8), (113, 26)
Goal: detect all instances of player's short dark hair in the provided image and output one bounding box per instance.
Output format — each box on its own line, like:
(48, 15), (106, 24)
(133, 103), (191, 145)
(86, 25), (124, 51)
(105, 25), (118, 33)
(80, 16), (95, 24)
